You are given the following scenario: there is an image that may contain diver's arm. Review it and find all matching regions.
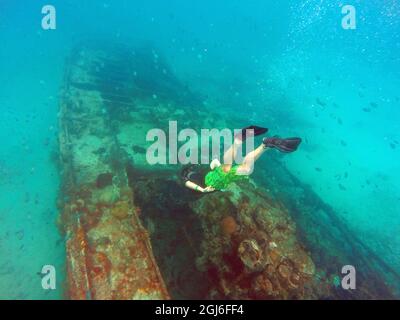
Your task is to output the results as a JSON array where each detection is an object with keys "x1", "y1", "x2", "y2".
[
  {"x1": 185, "y1": 181, "x2": 214, "y2": 193},
  {"x1": 185, "y1": 180, "x2": 204, "y2": 192}
]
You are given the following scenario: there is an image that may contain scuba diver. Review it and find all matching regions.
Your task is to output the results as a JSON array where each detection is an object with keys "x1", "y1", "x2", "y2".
[{"x1": 182, "y1": 126, "x2": 302, "y2": 193}]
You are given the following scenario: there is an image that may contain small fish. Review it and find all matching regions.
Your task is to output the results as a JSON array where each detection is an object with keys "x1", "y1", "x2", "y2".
[
  {"x1": 362, "y1": 107, "x2": 371, "y2": 112},
  {"x1": 340, "y1": 140, "x2": 347, "y2": 147},
  {"x1": 390, "y1": 143, "x2": 396, "y2": 149},
  {"x1": 337, "y1": 118, "x2": 343, "y2": 125},
  {"x1": 316, "y1": 98, "x2": 326, "y2": 107},
  {"x1": 338, "y1": 184, "x2": 346, "y2": 191},
  {"x1": 344, "y1": 172, "x2": 348, "y2": 178},
  {"x1": 132, "y1": 145, "x2": 146, "y2": 154},
  {"x1": 16, "y1": 230, "x2": 24, "y2": 240},
  {"x1": 370, "y1": 102, "x2": 378, "y2": 108},
  {"x1": 315, "y1": 167, "x2": 322, "y2": 172}
]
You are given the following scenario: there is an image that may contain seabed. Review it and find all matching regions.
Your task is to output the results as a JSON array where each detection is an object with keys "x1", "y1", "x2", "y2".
[{"x1": 57, "y1": 43, "x2": 400, "y2": 299}]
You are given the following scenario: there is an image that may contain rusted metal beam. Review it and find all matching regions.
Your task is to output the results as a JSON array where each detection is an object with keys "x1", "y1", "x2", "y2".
[{"x1": 58, "y1": 45, "x2": 169, "y2": 300}]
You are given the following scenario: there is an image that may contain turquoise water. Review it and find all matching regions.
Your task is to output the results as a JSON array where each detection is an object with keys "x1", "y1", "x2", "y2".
[{"x1": 0, "y1": 0, "x2": 399, "y2": 299}]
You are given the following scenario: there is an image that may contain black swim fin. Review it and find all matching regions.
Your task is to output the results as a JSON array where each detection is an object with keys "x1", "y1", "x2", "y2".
[
  {"x1": 236, "y1": 125, "x2": 269, "y2": 140},
  {"x1": 263, "y1": 136, "x2": 302, "y2": 153}
]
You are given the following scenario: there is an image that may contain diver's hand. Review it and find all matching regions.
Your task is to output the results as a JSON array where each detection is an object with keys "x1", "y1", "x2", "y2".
[{"x1": 203, "y1": 186, "x2": 215, "y2": 193}]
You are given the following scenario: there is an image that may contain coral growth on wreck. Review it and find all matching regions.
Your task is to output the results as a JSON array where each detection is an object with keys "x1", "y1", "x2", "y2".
[
  {"x1": 220, "y1": 216, "x2": 238, "y2": 236},
  {"x1": 191, "y1": 182, "x2": 322, "y2": 299}
]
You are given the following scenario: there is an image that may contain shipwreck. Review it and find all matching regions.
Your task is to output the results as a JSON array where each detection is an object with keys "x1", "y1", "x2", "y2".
[{"x1": 57, "y1": 43, "x2": 400, "y2": 299}]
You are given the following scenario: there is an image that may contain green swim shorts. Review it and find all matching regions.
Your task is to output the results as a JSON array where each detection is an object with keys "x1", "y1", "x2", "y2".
[{"x1": 204, "y1": 165, "x2": 248, "y2": 191}]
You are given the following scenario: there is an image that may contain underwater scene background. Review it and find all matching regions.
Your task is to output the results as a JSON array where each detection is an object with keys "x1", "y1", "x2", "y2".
[{"x1": 0, "y1": 0, "x2": 399, "y2": 299}]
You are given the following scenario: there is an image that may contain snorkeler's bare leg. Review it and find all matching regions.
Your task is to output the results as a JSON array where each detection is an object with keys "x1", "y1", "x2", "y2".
[
  {"x1": 222, "y1": 136, "x2": 243, "y2": 172},
  {"x1": 236, "y1": 144, "x2": 269, "y2": 175},
  {"x1": 222, "y1": 127, "x2": 268, "y2": 173}
]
